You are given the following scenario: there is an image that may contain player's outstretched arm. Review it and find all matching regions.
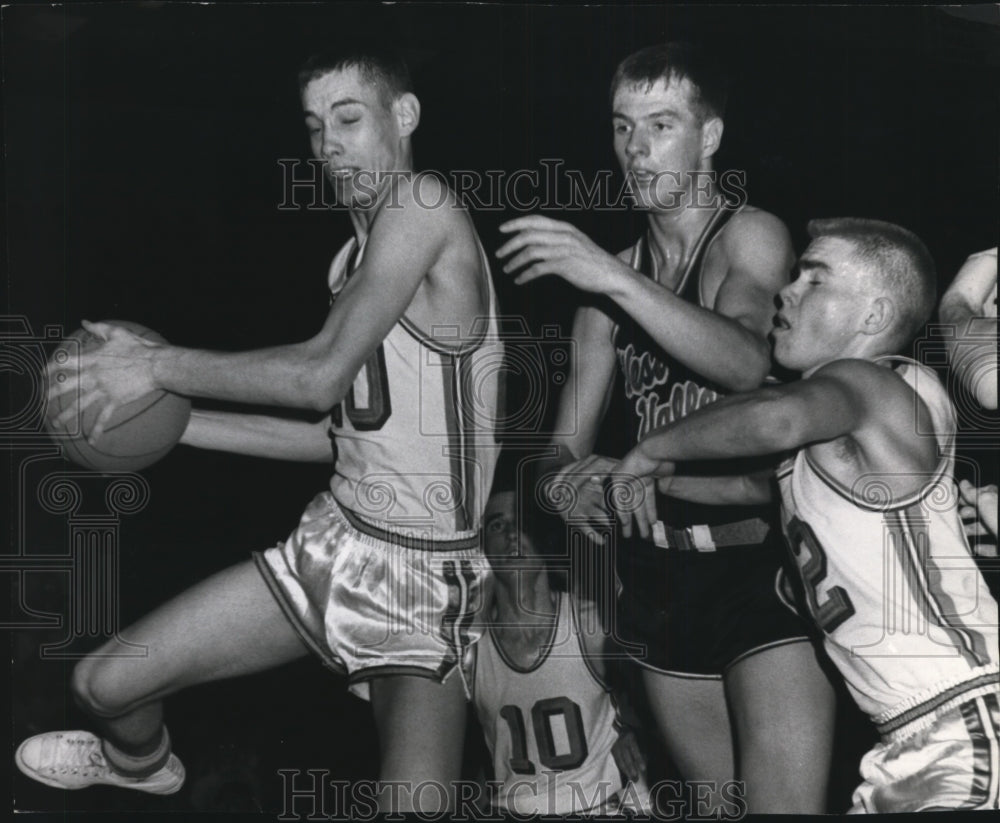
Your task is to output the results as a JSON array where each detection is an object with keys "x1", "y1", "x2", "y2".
[
  {"x1": 499, "y1": 211, "x2": 793, "y2": 391},
  {"x1": 180, "y1": 409, "x2": 333, "y2": 463},
  {"x1": 608, "y1": 363, "x2": 870, "y2": 535},
  {"x1": 50, "y1": 179, "x2": 452, "y2": 440},
  {"x1": 534, "y1": 303, "x2": 620, "y2": 521},
  {"x1": 939, "y1": 248, "x2": 997, "y2": 410},
  {"x1": 660, "y1": 471, "x2": 774, "y2": 507}
]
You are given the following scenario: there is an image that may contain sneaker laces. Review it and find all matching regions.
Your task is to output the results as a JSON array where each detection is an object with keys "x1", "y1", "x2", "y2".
[{"x1": 46, "y1": 735, "x2": 108, "y2": 774}]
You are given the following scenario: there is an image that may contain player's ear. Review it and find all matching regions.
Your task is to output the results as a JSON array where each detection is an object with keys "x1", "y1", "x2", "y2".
[
  {"x1": 394, "y1": 93, "x2": 421, "y2": 138},
  {"x1": 863, "y1": 296, "x2": 895, "y2": 337},
  {"x1": 701, "y1": 116, "x2": 724, "y2": 160}
]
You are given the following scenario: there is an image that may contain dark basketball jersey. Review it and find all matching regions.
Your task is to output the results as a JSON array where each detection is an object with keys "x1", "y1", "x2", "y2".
[{"x1": 612, "y1": 206, "x2": 770, "y2": 532}]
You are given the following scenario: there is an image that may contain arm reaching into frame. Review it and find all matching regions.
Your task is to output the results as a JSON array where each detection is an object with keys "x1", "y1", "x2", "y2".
[
  {"x1": 180, "y1": 409, "x2": 334, "y2": 463},
  {"x1": 498, "y1": 211, "x2": 792, "y2": 392},
  {"x1": 939, "y1": 248, "x2": 997, "y2": 410},
  {"x1": 48, "y1": 177, "x2": 455, "y2": 441}
]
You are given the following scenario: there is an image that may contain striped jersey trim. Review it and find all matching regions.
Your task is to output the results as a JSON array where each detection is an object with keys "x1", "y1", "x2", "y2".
[
  {"x1": 802, "y1": 448, "x2": 951, "y2": 514},
  {"x1": 398, "y1": 229, "x2": 495, "y2": 356},
  {"x1": 887, "y1": 506, "x2": 989, "y2": 667},
  {"x1": 958, "y1": 693, "x2": 999, "y2": 808},
  {"x1": 489, "y1": 591, "x2": 564, "y2": 675}
]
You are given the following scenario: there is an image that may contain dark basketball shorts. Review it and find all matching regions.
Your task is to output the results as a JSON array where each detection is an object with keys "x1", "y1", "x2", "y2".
[{"x1": 614, "y1": 528, "x2": 811, "y2": 677}]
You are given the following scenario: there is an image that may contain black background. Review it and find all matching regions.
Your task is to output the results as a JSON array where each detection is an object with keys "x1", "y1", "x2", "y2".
[{"x1": 3, "y1": 2, "x2": 999, "y2": 820}]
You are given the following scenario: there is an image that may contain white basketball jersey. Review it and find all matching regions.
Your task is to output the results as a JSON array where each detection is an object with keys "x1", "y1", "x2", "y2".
[
  {"x1": 326, "y1": 232, "x2": 502, "y2": 538},
  {"x1": 777, "y1": 357, "x2": 999, "y2": 739},
  {"x1": 472, "y1": 594, "x2": 624, "y2": 815}
]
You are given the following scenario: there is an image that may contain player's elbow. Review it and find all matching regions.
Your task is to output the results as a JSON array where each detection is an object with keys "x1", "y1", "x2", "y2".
[
  {"x1": 726, "y1": 351, "x2": 772, "y2": 392},
  {"x1": 727, "y1": 365, "x2": 769, "y2": 393},
  {"x1": 293, "y1": 364, "x2": 348, "y2": 413}
]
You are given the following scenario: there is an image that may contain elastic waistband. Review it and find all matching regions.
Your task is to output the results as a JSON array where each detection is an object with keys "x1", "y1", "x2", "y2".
[
  {"x1": 876, "y1": 670, "x2": 1000, "y2": 743},
  {"x1": 338, "y1": 504, "x2": 481, "y2": 552}
]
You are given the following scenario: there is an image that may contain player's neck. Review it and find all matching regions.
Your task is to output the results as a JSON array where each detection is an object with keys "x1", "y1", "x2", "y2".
[
  {"x1": 645, "y1": 186, "x2": 721, "y2": 278},
  {"x1": 347, "y1": 163, "x2": 414, "y2": 240},
  {"x1": 492, "y1": 571, "x2": 557, "y2": 624},
  {"x1": 802, "y1": 341, "x2": 891, "y2": 378}
]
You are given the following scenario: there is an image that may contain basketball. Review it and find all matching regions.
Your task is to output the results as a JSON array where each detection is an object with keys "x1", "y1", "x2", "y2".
[{"x1": 44, "y1": 321, "x2": 192, "y2": 471}]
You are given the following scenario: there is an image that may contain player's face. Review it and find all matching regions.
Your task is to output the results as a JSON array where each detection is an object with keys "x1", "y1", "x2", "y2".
[
  {"x1": 301, "y1": 67, "x2": 404, "y2": 209},
  {"x1": 772, "y1": 237, "x2": 874, "y2": 374},
  {"x1": 483, "y1": 491, "x2": 536, "y2": 570},
  {"x1": 612, "y1": 77, "x2": 716, "y2": 210}
]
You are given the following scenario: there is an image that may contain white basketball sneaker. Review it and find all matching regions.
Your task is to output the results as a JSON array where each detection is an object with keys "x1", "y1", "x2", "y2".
[{"x1": 15, "y1": 730, "x2": 185, "y2": 794}]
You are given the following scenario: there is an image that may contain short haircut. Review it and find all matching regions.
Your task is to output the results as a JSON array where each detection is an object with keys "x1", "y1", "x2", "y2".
[
  {"x1": 298, "y1": 47, "x2": 413, "y2": 109},
  {"x1": 807, "y1": 217, "x2": 937, "y2": 348},
  {"x1": 610, "y1": 42, "x2": 728, "y2": 123}
]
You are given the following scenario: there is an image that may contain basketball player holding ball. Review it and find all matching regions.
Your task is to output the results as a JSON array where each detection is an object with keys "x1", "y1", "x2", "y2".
[{"x1": 18, "y1": 48, "x2": 502, "y2": 815}]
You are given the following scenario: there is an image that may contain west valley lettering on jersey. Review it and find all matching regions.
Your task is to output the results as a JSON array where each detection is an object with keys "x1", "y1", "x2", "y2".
[{"x1": 618, "y1": 343, "x2": 719, "y2": 439}]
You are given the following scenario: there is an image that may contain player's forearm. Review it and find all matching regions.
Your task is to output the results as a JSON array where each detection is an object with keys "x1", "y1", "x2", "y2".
[
  {"x1": 662, "y1": 472, "x2": 774, "y2": 506},
  {"x1": 636, "y1": 388, "x2": 805, "y2": 466},
  {"x1": 605, "y1": 272, "x2": 771, "y2": 391},
  {"x1": 150, "y1": 341, "x2": 345, "y2": 412},
  {"x1": 938, "y1": 306, "x2": 998, "y2": 410},
  {"x1": 180, "y1": 409, "x2": 333, "y2": 462}
]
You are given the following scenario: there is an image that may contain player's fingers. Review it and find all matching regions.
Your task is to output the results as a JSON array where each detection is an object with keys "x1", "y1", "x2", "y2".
[
  {"x1": 496, "y1": 230, "x2": 567, "y2": 261},
  {"x1": 52, "y1": 388, "x2": 105, "y2": 430},
  {"x1": 87, "y1": 402, "x2": 118, "y2": 445},
  {"x1": 80, "y1": 319, "x2": 113, "y2": 341},
  {"x1": 973, "y1": 543, "x2": 998, "y2": 559},
  {"x1": 578, "y1": 522, "x2": 608, "y2": 547},
  {"x1": 958, "y1": 479, "x2": 976, "y2": 504},
  {"x1": 959, "y1": 505, "x2": 977, "y2": 521},
  {"x1": 514, "y1": 258, "x2": 569, "y2": 285},
  {"x1": 965, "y1": 523, "x2": 987, "y2": 537},
  {"x1": 498, "y1": 215, "x2": 574, "y2": 235},
  {"x1": 502, "y1": 243, "x2": 562, "y2": 274},
  {"x1": 643, "y1": 479, "x2": 658, "y2": 535},
  {"x1": 45, "y1": 367, "x2": 82, "y2": 400}
]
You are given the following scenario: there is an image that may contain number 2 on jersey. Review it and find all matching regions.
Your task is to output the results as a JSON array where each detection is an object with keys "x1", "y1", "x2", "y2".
[
  {"x1": 500, "y1": 697, "x2": 588, "y2": 774},
  {"x1": 785, "y1": 515, "x2": 856, "y2": 633}
]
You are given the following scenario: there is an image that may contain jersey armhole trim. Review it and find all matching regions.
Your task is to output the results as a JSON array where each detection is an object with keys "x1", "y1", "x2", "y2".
[
  {"x1": 570, "y1": 594, "x2": 612, "y2": 692},
  {"x1": 398, "y1": 221, "x2": 496, "y2": 356}
]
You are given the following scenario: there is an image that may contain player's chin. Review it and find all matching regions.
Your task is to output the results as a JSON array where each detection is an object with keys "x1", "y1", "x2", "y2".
[{"x1": 771, "y1": 333, "x2": 797, "y2": 370}]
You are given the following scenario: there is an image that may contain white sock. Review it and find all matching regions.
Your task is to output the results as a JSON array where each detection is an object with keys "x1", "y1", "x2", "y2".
[{"x1": 102, "y1": 726, "x2": 171, "y2": 778}]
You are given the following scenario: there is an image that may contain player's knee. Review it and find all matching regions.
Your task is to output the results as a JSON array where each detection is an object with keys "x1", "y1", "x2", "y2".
[{"x1": 71, "y1": 656, "x2": 130, "y2": 718}]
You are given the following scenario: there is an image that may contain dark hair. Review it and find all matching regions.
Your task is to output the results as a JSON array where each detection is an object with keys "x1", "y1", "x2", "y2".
[
  {"x1": 807, "y1": 217, "x2": 938, "y2": 348},
  {"x1": 610, "y1": 42, "x2": 728, "y2": 122},
  {"x1": 488, "y1": 453, "x2": 567, "y2": 565},
  {"x1": 298, "y1": 47, "x2": 413, "y2": 109}
]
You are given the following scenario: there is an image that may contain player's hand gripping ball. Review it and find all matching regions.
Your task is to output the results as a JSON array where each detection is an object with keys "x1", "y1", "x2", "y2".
[{"x1": 44, "y1": 321, "x2": 191, "y2": 471}]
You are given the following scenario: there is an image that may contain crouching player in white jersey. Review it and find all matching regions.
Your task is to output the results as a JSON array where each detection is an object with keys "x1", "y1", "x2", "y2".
[
  {"x1": 470, "y1": 481, "x2": 651, "y2": 815},
  {"x1": 17, "y1": 48, "x2": 502, "y2": 814},
  {"x1": 601, "y1": 217, "x2": 999, "y2": 813}
]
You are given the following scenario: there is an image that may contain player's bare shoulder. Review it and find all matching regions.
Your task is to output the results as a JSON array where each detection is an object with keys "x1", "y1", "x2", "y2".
[
  {"x1": 381, "y1": 172, "x2": 488, "y2": 336},
  {"x1": 703, "y1": 205, "x2": 795, "y2": 306},
  {"x1": 808, "y1": 358, "x2": 938, "y2": 484}
]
